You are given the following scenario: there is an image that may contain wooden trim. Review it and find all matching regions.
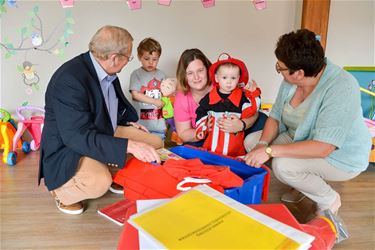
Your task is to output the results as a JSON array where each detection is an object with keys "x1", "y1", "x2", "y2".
[{"x1": 301, "y1": 0, "x2": 331, "y2": 49}]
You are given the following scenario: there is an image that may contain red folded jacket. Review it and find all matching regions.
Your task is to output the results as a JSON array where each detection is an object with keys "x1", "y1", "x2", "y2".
[
  {"x1": 113, "y1": 158, "x2": 243, "y2": 201},
  {"x1": 163, "y1": 159, "x2": 243, "y2": 188}
]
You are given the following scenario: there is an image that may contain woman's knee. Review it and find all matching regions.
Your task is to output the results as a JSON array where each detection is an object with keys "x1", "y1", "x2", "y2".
[{"x1": 272, "y1": 157, "x2": 299, "y2": 183}]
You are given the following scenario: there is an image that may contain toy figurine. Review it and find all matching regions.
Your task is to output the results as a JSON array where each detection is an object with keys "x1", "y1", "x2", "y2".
[{"x1": 160, "y1": 78, "x2": 182, "y2": 145}]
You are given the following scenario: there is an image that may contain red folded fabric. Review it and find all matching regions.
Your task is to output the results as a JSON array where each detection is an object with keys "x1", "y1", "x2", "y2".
[
  {"x1": 114, "y1": 158, "x2": 244, "y2": 201},
  {"x1": 163, "y1": 159, "x2": 243, "y2": 188}
]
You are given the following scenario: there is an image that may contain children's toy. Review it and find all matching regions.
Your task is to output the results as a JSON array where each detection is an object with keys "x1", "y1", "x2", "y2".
[
  {"x1": 344, "y1": 67, "x2": 375, "y2": 162},
  {"x1": 7, "y1": 105, "x2": 45, "y2": 165},
  {"x1": 364, "y1": 118, "x2": 375, "y2": 162},
  {"x1": 344, "y1": 66, "x2": 375, "y2": 118},
  {"x1": 0, "y1": 108, "x2": 23, "y2": 165},
  {"x1": 160, "y1": 78, "x2": 182, "y2": 145}
]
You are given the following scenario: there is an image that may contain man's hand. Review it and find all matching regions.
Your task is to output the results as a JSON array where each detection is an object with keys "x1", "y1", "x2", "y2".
[{"x1": 127, "y1": 140, "x2": 161, "y2": 163}]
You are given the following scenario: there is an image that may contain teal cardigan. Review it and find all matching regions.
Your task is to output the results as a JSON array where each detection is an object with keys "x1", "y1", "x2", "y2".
[{"x1": 270, "y1": 60, "x2": 371, "y2": 173}]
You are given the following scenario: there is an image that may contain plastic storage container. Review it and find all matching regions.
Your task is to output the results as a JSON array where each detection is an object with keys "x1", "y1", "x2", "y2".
[{"x1": 169, "y1": 146, "x2": 269, "y2": 204}]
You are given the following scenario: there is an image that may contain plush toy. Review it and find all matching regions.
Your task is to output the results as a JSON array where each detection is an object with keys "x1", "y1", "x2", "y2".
[{"x1": 160, "y1": 78, "x2": 182, "y2": 145}]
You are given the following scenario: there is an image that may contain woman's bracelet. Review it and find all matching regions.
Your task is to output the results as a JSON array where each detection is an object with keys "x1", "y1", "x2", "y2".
[
  {"x1": 240, "y1": 119, "x2": 246, "y2": 131},
  {"x1": 256, "y1": 140, "x2": 269, "y2": 146}
]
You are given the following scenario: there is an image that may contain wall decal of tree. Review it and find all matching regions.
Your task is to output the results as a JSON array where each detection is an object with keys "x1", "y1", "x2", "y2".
[{"x1": 0, "y1": 5, "x2": 74, "y2": 60}]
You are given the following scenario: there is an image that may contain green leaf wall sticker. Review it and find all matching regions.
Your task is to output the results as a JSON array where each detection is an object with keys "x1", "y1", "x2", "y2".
[{"x1": 0, "y1": 4, "x2": 74, "y2": 60}]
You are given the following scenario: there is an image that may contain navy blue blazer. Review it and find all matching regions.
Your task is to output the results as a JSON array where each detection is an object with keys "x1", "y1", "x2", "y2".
[{"x1": 38, "y1": 52, "x2": 138, "y2": 190}]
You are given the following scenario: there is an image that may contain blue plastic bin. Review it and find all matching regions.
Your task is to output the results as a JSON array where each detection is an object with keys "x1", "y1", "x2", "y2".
[{"x1": 169, "y1": 146, "x2": 268, "y2": 204}]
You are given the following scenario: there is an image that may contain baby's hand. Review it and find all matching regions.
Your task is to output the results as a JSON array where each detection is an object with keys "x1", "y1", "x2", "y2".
[{"x1": 245, "y1": 79, "x2": 258, "y2": 92}]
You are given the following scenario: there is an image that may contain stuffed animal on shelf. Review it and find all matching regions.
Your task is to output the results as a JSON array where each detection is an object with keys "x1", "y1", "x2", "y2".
[{"x1": 160, "y1": 78, "x2": 182, "y2": 145}]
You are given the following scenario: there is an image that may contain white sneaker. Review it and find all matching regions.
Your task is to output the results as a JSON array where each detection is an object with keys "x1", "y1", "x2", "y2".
[
  {"x1": 51, "y1": 191, "x2": 84, "y2": 215},
  {"x1": 109, "y1": 183, "x2": 124, "y2": 194}
]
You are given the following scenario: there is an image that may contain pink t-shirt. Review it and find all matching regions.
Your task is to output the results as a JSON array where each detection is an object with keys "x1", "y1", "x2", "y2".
[{"x1": 174, "y1": 91, "x2": 199, "y2": 128}]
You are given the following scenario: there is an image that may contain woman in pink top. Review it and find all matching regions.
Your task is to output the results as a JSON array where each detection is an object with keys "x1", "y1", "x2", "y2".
[
  {"x1": 174, "y1": 49, "x2": 266, "y2": 147},
  {"x1": 174, "y1": 49, "x2": 212, "y2": 146}
]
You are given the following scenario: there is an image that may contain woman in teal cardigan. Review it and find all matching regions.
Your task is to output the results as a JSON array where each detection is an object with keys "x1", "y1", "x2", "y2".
[{"x1": 244, "y1": 29, "x2": 371, "y2": 215}]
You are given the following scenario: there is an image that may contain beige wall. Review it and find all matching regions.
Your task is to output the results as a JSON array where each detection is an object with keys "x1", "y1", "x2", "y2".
[
  {"x1": 0, "y1": 0, "x2": 373, "y2": 114},
  {"x1": 326, "y1": 0, "x2": 374, "y2": 66}
]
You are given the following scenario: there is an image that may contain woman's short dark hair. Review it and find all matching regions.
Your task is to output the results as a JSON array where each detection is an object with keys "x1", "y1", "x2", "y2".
[
  {"x1": 275, "y1": 29, "x2": 325, "y2": 77},
  {"x1": 176, "y1": 48, "x2": 212, "y2": 94}
]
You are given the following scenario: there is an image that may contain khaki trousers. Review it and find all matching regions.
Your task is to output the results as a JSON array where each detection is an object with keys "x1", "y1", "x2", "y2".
[
  {"x1": 53, "y1": 126, "x2": 163, "y2": 205},
  {"x1": 271, "y1": 132, "x2": 360, "y2": 210}
]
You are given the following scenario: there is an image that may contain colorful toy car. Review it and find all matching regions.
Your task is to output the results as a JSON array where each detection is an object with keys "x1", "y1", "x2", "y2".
[
  {"x1": 7, "y1": 105, "x2": 45, "y2": 166},
  {"x1": 0, "y1": 108, "x2": 23, "y2": 165}
]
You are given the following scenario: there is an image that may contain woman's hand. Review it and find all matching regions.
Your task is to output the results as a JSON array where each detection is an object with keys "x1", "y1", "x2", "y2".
[
  {"x1": 127, "y1": 122, "x2": 150, "y2": 133},
  {"x1": 217, "y1": 115, "x2": 243, "y2": 133},
  {"x1": 243, "y1": 145, "x2": 270, "y2": 168}
]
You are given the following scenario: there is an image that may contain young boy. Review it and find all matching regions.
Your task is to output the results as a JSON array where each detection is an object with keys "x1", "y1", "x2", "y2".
[
  {"x1": 129, "y1": 38, "x2": 167, "y2": 139},
  {"x1": 195, "y1": 54, "x2": 261, "y2": 156}
]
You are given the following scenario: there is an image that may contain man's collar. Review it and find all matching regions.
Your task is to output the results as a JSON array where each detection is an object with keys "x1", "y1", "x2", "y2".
[
  {"x1": 89, "y1": 52, "x2": 117, "y2": 82},
  {"x1": 209, "y1": 87, "x2": 243, "y2": 107}
]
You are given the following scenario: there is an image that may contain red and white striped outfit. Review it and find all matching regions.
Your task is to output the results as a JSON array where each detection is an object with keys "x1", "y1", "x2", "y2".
[{"x1": 196, "y1": 87, "x2": 258, "y2": 156}]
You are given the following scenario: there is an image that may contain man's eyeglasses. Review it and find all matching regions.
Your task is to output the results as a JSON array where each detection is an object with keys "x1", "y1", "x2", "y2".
[
  {"x1": 275, "y1": 62, "x2": 289, "y2": 74},
  {"x1": 117, "y1": 53, "x2": 134, "y2": 62}
]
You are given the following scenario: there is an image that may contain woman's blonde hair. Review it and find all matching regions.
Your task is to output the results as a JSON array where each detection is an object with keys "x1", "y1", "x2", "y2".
[
  {"x1": 176, "y1": 48, "x2": 212, "y2": 95},
  {"x1": 89, "y1": 25, "x2": 133, "y2": 60}
]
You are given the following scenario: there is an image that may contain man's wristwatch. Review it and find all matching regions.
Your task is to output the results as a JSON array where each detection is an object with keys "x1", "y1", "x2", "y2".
[{"x1": 265, "y1": 146, "x2": 273, "y2": 158}]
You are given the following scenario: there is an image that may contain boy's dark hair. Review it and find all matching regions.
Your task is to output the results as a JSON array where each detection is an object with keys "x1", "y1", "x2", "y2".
[
  {"x1": 137, "y1": 37, "x2": 162, "y2": 57},
  {"x1": 275, "y1": 29, "x2": 325, "y2": 77}
]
